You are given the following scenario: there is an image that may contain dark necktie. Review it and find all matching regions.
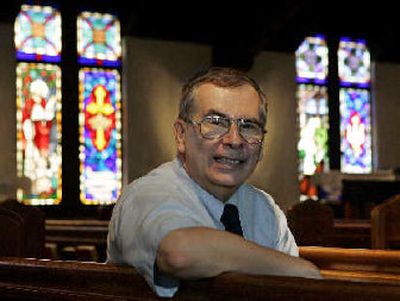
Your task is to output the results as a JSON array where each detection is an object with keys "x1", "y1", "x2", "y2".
[{"x1": 220, "y1": 204, "x2": 243, "y2": 236}]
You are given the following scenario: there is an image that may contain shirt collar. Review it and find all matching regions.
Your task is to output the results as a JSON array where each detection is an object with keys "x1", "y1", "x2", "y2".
[{"x1": 173, "y1": 157, "x2": 241, "y2": 222}]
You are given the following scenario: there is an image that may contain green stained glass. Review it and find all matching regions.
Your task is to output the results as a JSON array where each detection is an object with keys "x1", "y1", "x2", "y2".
[{"x1": 297, "y1": 84, "x2": 329, "y2": 176}]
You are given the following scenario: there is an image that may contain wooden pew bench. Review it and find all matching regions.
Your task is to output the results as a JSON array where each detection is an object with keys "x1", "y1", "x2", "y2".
[
  {"x1": 45, "y1": 219, "x2": 109, "y2": 261},
  {"x1": 1, "y1": 256, "x2": 400, "y2": 300},
  {"x1": 300, "y1": 246, "x2": 400, "y2": 283},
  {"x1": 43, "y1": 218, "x2": 374, "y2": 262}
]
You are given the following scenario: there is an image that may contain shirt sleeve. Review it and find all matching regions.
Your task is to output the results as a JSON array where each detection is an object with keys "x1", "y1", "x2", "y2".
[
  {"x1": 273, "y1": 203, "x2": 299, "y2": 257},
  {"x1": 107, "y1": 185, "x2": 209, "y2": 297}
]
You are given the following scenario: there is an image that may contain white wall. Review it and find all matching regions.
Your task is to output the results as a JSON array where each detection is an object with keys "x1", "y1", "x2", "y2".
[
  {"x1": 249, "y1": 52, "x2": 300, "y2": 210},
  {"x1": 123, "y1": 37, "x2": 211, "y2": 181}
]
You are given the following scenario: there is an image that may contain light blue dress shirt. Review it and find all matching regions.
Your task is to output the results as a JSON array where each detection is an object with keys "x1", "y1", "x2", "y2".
[{"x1": 107, "y1": 158, "x2": 298, "y2": 297}]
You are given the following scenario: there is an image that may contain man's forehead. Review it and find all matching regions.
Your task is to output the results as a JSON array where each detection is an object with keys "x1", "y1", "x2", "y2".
[{"x1": 193, "y1": 83, "x2": 261, "y2": 118}]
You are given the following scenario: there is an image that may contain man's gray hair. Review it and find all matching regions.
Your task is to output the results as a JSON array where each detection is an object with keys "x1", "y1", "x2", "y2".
[{"x1": 178, "y1": 67, "x2": 268, "y2": 126}]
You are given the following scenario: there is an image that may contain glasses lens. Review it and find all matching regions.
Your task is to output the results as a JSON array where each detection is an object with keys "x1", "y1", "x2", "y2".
[
  {"x1": 238, "y1": 120, "x2": 264, "y2": 144},
  {"x1": 196, "y1": 116, "x2": 264, "y2": 143},
  {"x1": 200, "y1": 116, "x2": 230, "y2": 139}
]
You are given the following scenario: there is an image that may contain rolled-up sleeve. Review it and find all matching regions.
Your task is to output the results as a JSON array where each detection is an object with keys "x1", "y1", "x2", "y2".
[{"x1": 107, "y1": 185, "x2": 207, "y2": 297}]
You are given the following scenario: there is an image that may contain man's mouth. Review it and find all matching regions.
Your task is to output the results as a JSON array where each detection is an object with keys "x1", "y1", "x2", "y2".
[{"x1": 214, "y1": 156, "x2": 244, "y2": 165}]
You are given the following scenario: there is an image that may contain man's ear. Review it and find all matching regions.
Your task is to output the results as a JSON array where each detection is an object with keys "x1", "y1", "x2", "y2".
[{"x1": 174, "y1": 119, "x2": 186, "y2": 154}]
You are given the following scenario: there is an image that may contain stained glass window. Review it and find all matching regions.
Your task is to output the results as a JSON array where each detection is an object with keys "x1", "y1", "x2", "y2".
[
  {"x1": 14, "y1": 4, "x2": 61, "y2": 63},
  {"x1": 16, "y1": 62, "x2": 62, "y2": 205},
  {"x1": 14, "y1": 5, "x2": 123, "y2": 208},
  {"x1": 15, "y1": 4, "x2": 62, "y2": 206},
  {"x1": 77, "y1": 11, "x2": 121, "y2": 67},
  {"x1": 338, "y1": 38, "x2": 370, "y2": 87},
  {"x1": 296, "y1": 35, "x2": 329, "y2": 200},
  {"x1": 338, "y1": 38, "x2": 372, "y2": 173},
  {"x1": 79, "y1": 68, "x2": 122, "y2": 205},
  {"x1": 297, "y1": 85, "x2": 329, "y2": 176},
  {"x1": 295, "y1": 35, "x2": 329, "y2": 84},
  {"x1": 77, "y1": 10, "x2": 122, "y2": 205},
  {"x1": 340, "y1": 88, "x2": 372, "y2": 173}
]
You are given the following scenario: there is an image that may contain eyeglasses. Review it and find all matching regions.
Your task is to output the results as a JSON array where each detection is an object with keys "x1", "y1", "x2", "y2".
[{"x1": 186, "y1": 115, "x2": 266, "y2": 144}]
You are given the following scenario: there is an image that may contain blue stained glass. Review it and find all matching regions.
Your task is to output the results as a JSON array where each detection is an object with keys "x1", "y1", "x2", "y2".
[
  {"x1": 79, "y1": 68, "x2": 122, "y2": 205},
  {"x1": 340, "y1": 88, "x2": 372, "y2": 173}
]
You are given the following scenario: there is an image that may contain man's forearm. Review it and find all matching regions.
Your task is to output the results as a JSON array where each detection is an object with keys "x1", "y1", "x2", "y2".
[{"x1": 156, "y1": 227, "x2": 321, "y2": 280}]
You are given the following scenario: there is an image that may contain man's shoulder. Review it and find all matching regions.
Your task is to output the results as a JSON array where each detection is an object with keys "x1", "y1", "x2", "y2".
[
  {"x1": 127, "y1": 160, "x2": 179, "y2": 192},
  {"x1": 238, "y1": 184, "x2": 277, "y2": 211},
  {"x1": 240, "y1": 184, "x2": 274, "y2": 201},
  {"x1": 121, "y1": 158, "x2": 196, "y2": 204},
  {"x1": 238, "y1": 184, "x2": 287, "y2": 229}
]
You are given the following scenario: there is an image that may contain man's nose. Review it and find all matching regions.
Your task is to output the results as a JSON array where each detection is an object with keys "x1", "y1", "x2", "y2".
[{"x1": 222, "y1": 122, "x2": 244, "y2": 147}]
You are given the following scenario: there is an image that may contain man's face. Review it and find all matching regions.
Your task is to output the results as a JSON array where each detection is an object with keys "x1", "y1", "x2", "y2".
[{"x1": 175, "y1": 83, "x2": 264, "y2": 200}]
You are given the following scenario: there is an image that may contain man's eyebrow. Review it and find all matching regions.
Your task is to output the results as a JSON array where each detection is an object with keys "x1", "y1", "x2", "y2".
[
  {"x1": 204, "y1": 110, "x2": 227, "y2": 118},
  {"x1": 240, "y1": 117, "x2": 262, "y2": 124}
]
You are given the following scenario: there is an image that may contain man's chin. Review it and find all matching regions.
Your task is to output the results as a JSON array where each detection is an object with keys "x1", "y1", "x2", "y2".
[{"x1": 210, "y1": 174, "x2": 243, "y2": 188}]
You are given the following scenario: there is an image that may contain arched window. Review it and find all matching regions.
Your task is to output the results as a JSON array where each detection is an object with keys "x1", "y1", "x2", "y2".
[
  {"x1": 15, "y1": 4, "x2": 62, "y2": 205},
  {"x1": 14, "y1": 3, "x2": 123, "y2": 209},
  {"x1": 77, "y1": 11, "x2": 122, "y2": 205},
  {"x1": 295, "y1": 35, "x2": 329, "y2": 200},
  {"x1": 296, "y1": 35, "x2": 373, "y2": 200},
  {"x1": 338, "y1": 38, "x2": 372, "y2": 173}
]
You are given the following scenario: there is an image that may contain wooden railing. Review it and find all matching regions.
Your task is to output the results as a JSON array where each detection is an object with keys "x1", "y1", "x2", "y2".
[
  {"x1": 300, "y1": 246, "x2": 400, "y2": 283},
  {"x1": 1, "y1": 247, "x2": 400, "y2": 300}
]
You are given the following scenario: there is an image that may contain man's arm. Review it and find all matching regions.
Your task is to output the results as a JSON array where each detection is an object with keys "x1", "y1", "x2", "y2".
[{"x1": 156, "y1": 227, "x2": 321, "y2": 280}]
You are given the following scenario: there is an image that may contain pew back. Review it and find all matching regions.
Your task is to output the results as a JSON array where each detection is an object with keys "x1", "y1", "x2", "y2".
[
  {"x1": 0, "y1": 208, "x2": 24, "y2": 257},
  {"x1": 1, "y1": 256, "x2": 400, "y2": 301},
  {"x1": 371, "y1": 194, "x2": 400, "y2": 249},
  {"x1": 300, "y1": 246, "x2": 400, "y2": 283}
]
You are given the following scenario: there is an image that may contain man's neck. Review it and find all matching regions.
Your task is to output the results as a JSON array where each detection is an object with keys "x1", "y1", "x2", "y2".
[{"x1": 176, "y1": 155, "x2": 240, "y2": 203}]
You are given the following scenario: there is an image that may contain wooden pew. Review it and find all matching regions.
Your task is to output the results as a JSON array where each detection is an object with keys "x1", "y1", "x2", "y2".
[
  {"x1": 45, "y1": 219, "x2": 109, "y2": 247},
  {"x1": 45, "y1": 219, "x2": 109, "y2": 261},
  {"x1": 333, "y1": 219, "x2": 371, "y2": 248},
  {"x1": 371, "y1": 194, "x2": 400, "y2": 249},
  {"x1": 1, "y1": 256, "x2": 400, "y2": 300},
  {"x1": 300, "y1": 246, "x2": 400, "y2": 283},
  {"x1": 43, "y1": 218, "x2": 373, "y2": 262}
]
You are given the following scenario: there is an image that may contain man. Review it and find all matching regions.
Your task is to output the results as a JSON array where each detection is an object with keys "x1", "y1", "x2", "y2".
[{"x1": 107, "y1": 67, "x2": 321, "y2": 297}]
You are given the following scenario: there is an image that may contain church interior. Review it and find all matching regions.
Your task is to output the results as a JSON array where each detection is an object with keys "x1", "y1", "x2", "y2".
[{"x1": 1, "y1": 0, "x2": 400, "y2": 300}]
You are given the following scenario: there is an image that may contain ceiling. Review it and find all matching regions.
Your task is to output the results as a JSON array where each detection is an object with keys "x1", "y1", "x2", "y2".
[{"x1": 3, "y1": 0, "x2": 399, "y2": 69}]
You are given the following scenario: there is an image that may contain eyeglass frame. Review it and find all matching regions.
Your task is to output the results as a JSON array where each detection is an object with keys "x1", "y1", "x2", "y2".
[{"x1": 185, "y1": 114, "x2": 267, "y2": 144}]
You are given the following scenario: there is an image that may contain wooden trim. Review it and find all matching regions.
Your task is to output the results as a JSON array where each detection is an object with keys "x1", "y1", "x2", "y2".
[
  {"x1": 1, "y1": 257, "x2": 400, "y2": 300},
  {"x1": 300, "y1": 246, "x2": 400, "y2": 274}
]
